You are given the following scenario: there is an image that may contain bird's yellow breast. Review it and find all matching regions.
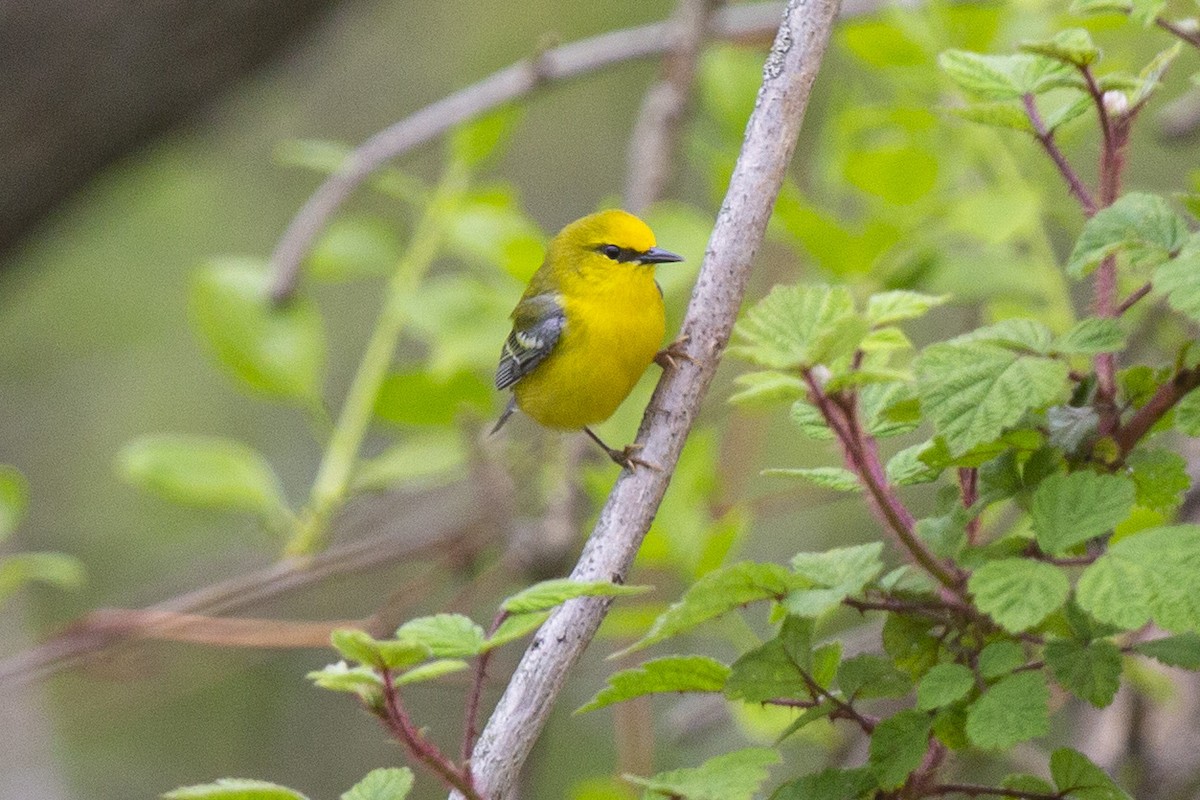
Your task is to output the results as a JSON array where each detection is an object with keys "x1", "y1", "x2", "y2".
[{"x1": 514, "y1": 270, "x2": 664, "y2": 429}]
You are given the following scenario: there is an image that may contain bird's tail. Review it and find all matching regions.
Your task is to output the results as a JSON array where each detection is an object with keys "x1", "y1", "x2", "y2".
[{"x1": 490, "y1": 397, "x2": 517, "y2": 435}]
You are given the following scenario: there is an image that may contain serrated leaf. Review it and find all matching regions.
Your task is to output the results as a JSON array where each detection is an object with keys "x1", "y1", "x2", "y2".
[
  {"x1": 1048, "y1": 406, "x2": 1101, "y2": 453},
  {"x1": 502, "y1": 579, "x2": 649, "y2": 615},
  {"x1": 394, "y1": 614, "x2": 485, "y2": 658},
  {"x1": 939, "y1": 51, "x2": 1076, "y2": 100},
  {"x1": 866, "y1": 291, "x2": 949, "y2": 325},
  {"x1": 1153, "y1": 236, "x2": 1200, "y2": 322},
  {"x1": 887, "y1": 443, "x2": 944, "y2": 486},
  {"x1": 838, "y1": 654, "x2": 913, "y2": 700},
  {"x1": 395, "y1": 659, "x2": 469, "y2": 685},
  {"x1": 955, "y1": 319, "x2": 1056, "y2": 353},
  {"x1": 1176, "y1": 389, "x2": 1200, "y2": 435},
  {"x1": 762, "y1": 467, "x2": 860, "y2": 492},
  {"x1": 729, "y1": 371, "x2": 806, "y2": 406},
  {"x1": 1002, "y1": 775, "x2": 1058, "y2": 797},
  {"x1": 917, "y1": 663, "x2": 975, "y2": 710},
  {"x1": 791, "y1": 543, "x2": 884, "y2": 592},
  {"x1": 117, "y1": 435, "x2": 286, "y2": 521},
  {"x1": 731, "y1": 285, "x2": 865, "y2": 370},
  {"x1": 966, "y1": 672, "x2": 1050, "y2": 748},
  {"x1": 1055, "y1": 318, "x2": 1126, "y2": 354},
  {"x1": 1019, "y1": 29, "x2": 1099, "y2": 66},
  {"x1": 627, "y1": 747, "x2": 780, "y2": 800},
  {"x1": 1044, "y1": 95, "x2": 1095, "y2": 132},
  {"x1": 189, "y1": 259, "x2": 325, "y2": 403},
  {"x1": 330, "y1": 629, "x2": 430, "y2": 670},
  {"x1": 725, "y1": 635, "x2": 811, "y2": 703},
  {"x1": 622, "y1": 562, "x2": 800, "y2": 653},
  {"x1": 969, "y1": 559, "x2": 1070, "y2": 633},
  {"x1": 770, "y1": 767, "x2": 877, "y2": 800},
  {"x1": 1133, "y1": 632, "x2": 1200, "y2": 668},
  {"x1": 979, "y1": 641, "x2": 1027, "y2": 679},
  {"x1": 1131, "y1": 42, "x2": 1183, "y2": 107},
  {"x1": 948, "y1": 101, "x2": 1035, "y2": 133},
  {"x1": 483, "y1": 611, "x2": 549, "y2": 651},
  {"x1": 1127, "y1": 448, "x2": 1189, "y2": 515},
  {"x1": 1044, "y1": 639, "x2": 1122, "y2": 707},
  {"x1": 579, "y1": 656, "x2": 730, "y2": 713},
  {"x1": 0, "y1": 552, "x2": 85, "y2": 607},
  {"x1": 1077, "y1": 525, "x2": 1200, "y2": 632},
  {"x1": 916, "y1": 341, "x2": 1068, "y2": 456},
  {"x1": 790, "y1": 400, "x2": 835, "y2": 440},
  {"x1": 1051, "y1": 748, "x2": 1132, "y2": 800},
  {"x1": 341, "y1": 768, "x2": 414, "y2": 800},
  {"x1": 1032, "y1": 471, "x2": 1135, "y2": 554},
  {"x1": 163, "y1": 779, "x2": 309, "y2": 800},
  {"x1": 306, "y1": 661, "x2": 384, "y2": 697},
  {"x1": 869, "y1": 710, "x2": 933, "y2": 790},
  {"x1": 0, "y1": 465, "x2": 28, "y2": 542},
  {"x1": 1067, "y1": 193, "x2": 1189, "y2": 278}
]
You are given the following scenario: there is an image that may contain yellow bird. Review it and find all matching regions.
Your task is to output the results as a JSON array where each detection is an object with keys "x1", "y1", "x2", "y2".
[{"x1": 492, "y1": 209, "x2": 686, "y2": 469}]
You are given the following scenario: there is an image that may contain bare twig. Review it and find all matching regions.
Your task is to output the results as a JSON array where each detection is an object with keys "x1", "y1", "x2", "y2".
[
  {"x1": 1116, "y1": 281, "x2": 1153, "y2": 315},
  {"x1": 450, "y1": 2, "x2": 842, "y2": 797}
]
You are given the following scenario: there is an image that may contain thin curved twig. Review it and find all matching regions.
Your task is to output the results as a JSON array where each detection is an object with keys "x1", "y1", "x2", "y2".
[{"x1": 451, "y1": 1, "x2": 843, "y2": 796}]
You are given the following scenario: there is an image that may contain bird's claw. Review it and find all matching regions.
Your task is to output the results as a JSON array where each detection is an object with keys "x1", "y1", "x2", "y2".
[
  {"x1": 605, "y1": 442, "x2": 662, "y2": 472},
  {"x1": 655, "y1": 334, "x2": 695, "y2": 371}
]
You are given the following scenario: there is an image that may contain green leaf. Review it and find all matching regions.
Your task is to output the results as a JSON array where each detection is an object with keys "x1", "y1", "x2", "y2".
[
  {"x1": 883, "y1": 614, "x2": 941, "y2": 677},
  {"x1": 306, "y1": 217, "x2": 401, "y2": 282},
  {"x1": 1044, "y1": 95, "x2": 1095, "y2": 132},
  {"x1": 341, "y1": 768, "x2": 414, "y2": 800},
  {"x1": 948, "y1": 101, "x2": 1035, "y2": 134},
  {"x1": 731, "y1": 285, "x2": 866, "y2": 370},
  {"x1": 350, "y1": 431, "x2": 468, "y2": 493},
  {"x1": 916, "y1": 340, "x2": 1069, "y2": 456},
  {"x1": 578, "y1": 656, "x2": 730, "y2": 713},
  {"x1": 395, "y1": 659, "x2": 469, "y2": 685},
  {"x1": 978, "y1": 641, "x2": 1027, "y2": 679},
  {"x1": 1153, "y1": 236, "x2": 1200, "y2": 322},
  {"x1": 1050, "y1": 748, "x2": 1132, "y2": 800},
  {"x1": 770, "y1": 767, "x2": 877, "y2": 800},
  {"x1": 840, "y1": 20, "x2": 928, "y2": 68},
  {"x1": 1127, "y1": 448, "x2": 1189, "y2": 515},
  {"x1": 1133, "y1": 633, "x2": 1200, "y2": 669},
  {"x1": 1067, "y1": 193, "x2": 1189, "y2": 278},
  {"x1": 790, "y1": 400, "x2": 836, "y2": 440},
  {"x1": 887, "y1": 444, "x2": 943, "y2": 486},
  {"x1": 968, "y1": 559, "x2": 1070, "y2": 633},
  {"x1": 483, "y1": 611, "x2": 550, "y2": 650},
  {"x1": 955, "y1": 318, "x2": 1056, "y2": 353},
  {"x1": 274, "y1": 139, "x2": 427, "y2": 205},
  {"x1": 627, "y1": 747, "x2": 780, "y2": 800},
  {"x1": 1130, "y1": 0, "x2": 1167, "y2": 25},
  {"x1": 838, "y1": 654, "x2": 913, "y2": 700},
  {"x1": 306, "y1": 661, "x2": 383, "y2": 699},
  {"x1": 844, "y1": 145, "x2": 939, "y2": 205},
  {"x1": 623, "y1": 562, "x2": 799, "y2": 653},
  {"x1": 785, "y1": 543, "x2": 884, "y2": 618},
  {"x1": 1069, "y1": 0, "x2": 1131, "y2": 14},
  {"x1": 375, "y1": 370, "x2": 491, "y2": 427},
  {"x1": 1002, "y1": 775, "x2": 1058, "y2": 797},
  {"x1": 729, "y1": 371, "x2": 806, "y2": 406},
  {"x1": 1077, "y1": 525, "x2": 1200, "y2": 632},
  {"x1": 966, "y1": 672, "x2": 1050, "y2": 749},
  {"x1": 1044, "y1": 639, "x2": 1122, "y2": 707},
  {"x1": 1032, "y1": 471, "x2": 1135, "y2": 554},
  {"x1": 0, "y1": 465, "x2": 28, "y2": 541},
  {"x1": 501, "y1": 579, "x2": 649, "y2": 615},
  {"x1": 865, "y1": 291, "x2": 949, "y2": 326},
  {"x1": 117, "y1": 435, "x2": 286, "y2": 521},
  {"x1": 917, "y1": 663, "x2": 976, "y2": 710},
  {"x1": 1019, "y1": 29, "x2": 1099, "y2": 66},
  {"x1": 725, "y1": 637, "x2": 810, "y2": 703},
  {"x1": 939, "y1": 50, "x2": 1075, "y2": 100},
  {"x1": 1048, "y1": 405, "x2": 1101, "y2": 454},
  {"x1": 448, "y1": 105, "x2": 522, "y2": 168},
  {"x1": 1176, "y1": 389, "x2": 1200, "y2": 435},
  {"x1": 445, "y1": 187, "x2": 545, "y2": 281},
  {"x1": 869, "y1": 710, "x2": 933, "y2": 790},
  {"x1": 1131, "y1": 42, "x2": 1183, "y2": 107},
  {"x1": 163, "y1": 779, "x2": 309, "y2": 800},
  {"x1": 1055, "y1": 318, "x2": 1126, "y2": 355},
  {"x1": 330, "y1": 629, "x2": 430, "y2": 670},
  {"x1": 394, "y1": 614, "x2": 486, "y2": 658},
  {"x1": 0, "y1": 552, "x2": 86, "y2": 606},
  {"x1": 762, "y1": 467, "x2": 860, "y2": 493},
  {"x1": 189, "y1": 259, "x2": 325, "y2": 403}
]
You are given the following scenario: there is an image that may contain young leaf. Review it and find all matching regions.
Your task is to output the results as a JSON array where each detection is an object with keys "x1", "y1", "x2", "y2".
[
  {"x1": 330, "y1": 629, "x2": 429, "y2": 671},
  {"x1": 1176, "y1": 390, "x2": 1200, "y2": 436},
  {"x1": 939, "y1": 51, "x2": 1075, "y2": 100},
  {"x1": 725, "y1": 637, "x2": 810, "y2": 703},
  {"x1": 1066, "y1": 193, "x2": 1189, "y2": 278},
  {"x1": 762, "y1": 467, "x2": 860, "y2": 493},
  {"x1": 117, "y1": 435, "x2": 286, "y2": 521},
  {"x1": 501, "y1": 579, "x2": 649, "y2": 615},
  {"x1": 626, "y1": 747, "x2": 780, "y2": 800},
  {"x1": 1019, "y1": 29, "x2": 1099, "y2": 67},
  {"x1": 1153, "y1": 238, "x2": 1200, "y2": 322},
  {"x1": 394, "y1": 614, "x2": 486, "y2": 658},
  {"x1": 306, "y1": 661, "x2": 383, "y2": 698},
  {"x1": 578, "y1": 655, "x2": 730, "y2": 713},
  {"x1": 1054, "y1": 318, "x2": 1126, "y2": 355},
  {"x1": 394, "y1": 659, "x2": 469, "y2": 685},
  {"x1": 790, "y1": 400, "x2": 836, "y2": 440},
  {"x1": 729, "y1": 371, "x2": 806, "y2": 406},
  {"x1": 1130, "y1": 42, "x2": 1183, "y2": 108},
  {"x1": 350, "y1": 431, "x2": 468, "y2": 493},
  {"x1": 948, "y1": 102, "x2": 1035, "y2": 134},
  {"x1": 769, "y1": 767, "x2": 877, "y2": 800},
  {"x1": 0, "y1": 552, "x2": 86, "y2": 606},
  {"x1": 917, "y1": 663, "x2": 975, "y2": 710},
  {"x1": 1126, "y1": 448, "x2": 1189, "y2": 515},
  {"x1": 838, "y1": 654, "x2": 913, "y2": 700},
  {"x1": 341, "y1": 768, "x2": 414, "y2": 800},
  {"x1": 887, "y1": 444, "x2": 943, "y2": 486},
  {"x1": 1133, "y1": 633, "x2": 1200, "y2": 669},
  {"x1": 1077, "y1": 525, "x2": 1200, "y2": 632},
  {"x1": 978, "y1": 641, "x2": 1027, "y2": 679},
  {"x1": 1069, "y1": 0, "x2": 1131, "y2": 14},
  {"x1": 916, "y1": 340, "x2": 1068, "y2": 456},
  {"x1": 483, "y1": 611, "x2": 550, "y2": 651},
  {"x1": 622, "y1": 562, "x2": 800, "y2": 653},
  {"x1": 1044, "y1": 639, "x2": 1122, "y2": 707},
  {"x1": 1050, "y1": 748, "x2": 1132, "y2": 800},
  {"x1": 968, "y1": 558, "x2": 1070, "y2": 633},
  {"x1": 785, "y1": 543, "x2": 884, "y2": 618},
  {"x1": 965, "y1": 672, "x2": 1050, "y2": 749},
  {"x1": 1032, "y1": 471, "x2": 1135, "y2": 554},
  {"x1": 189, "y1": 259, "x2": 325, "y2": 404},
  {"x1": 446, "y1": 189, "x2": 545, "y2": 282},
  {"x1": 730, "y1": 285, "x2": 865, "y2": 370},
  {"x1": 163, "y1": 779, "x2": 309, "y2": 800},
  {"x1": 448, "y1": 105, "x2": 522, "y2": 168},
  {"x1": 0, "y1": 465, "x2": 28, "y2": 541},
  {"x1": 306, "y1": 216, "x2": 402, "y2": 282},
  {"x1": 1002, "y1": 775, "x2": 1058, "y2": 797},
  {"x1": 869, "y1": 710, "x2": 933, "y2": 790}
]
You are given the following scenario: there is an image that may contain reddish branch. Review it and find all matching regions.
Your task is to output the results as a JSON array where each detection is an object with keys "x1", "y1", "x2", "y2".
[
  {"x1": 461, "y1": 611, "x2": 508, "y2": 775},
  {"x1": 1115, "y1": 365, "x2": 1200, "y2": 460},
  {"x1": 1022, "y1": 93, "x2": 1097, "y2": 216},
  {"x1": 922, "y1": 783, "x2": 1063, "y2": 800},
  {"x1": 957, "y1": 468, "x2": 979, "y2": 545},
  {"x1": 1116, "y1": 281, "x2": 1152, "y2": 315}
]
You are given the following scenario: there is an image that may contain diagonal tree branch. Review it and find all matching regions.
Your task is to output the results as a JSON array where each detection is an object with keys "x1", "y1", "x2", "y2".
[{"x1": 451, "y1": 1, "x2": 842, "y2": 796}]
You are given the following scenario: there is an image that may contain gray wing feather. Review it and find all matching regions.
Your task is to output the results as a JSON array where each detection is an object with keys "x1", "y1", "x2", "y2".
[{"x1": 494, "y1": 294, "x2": 565, "y2": 390}]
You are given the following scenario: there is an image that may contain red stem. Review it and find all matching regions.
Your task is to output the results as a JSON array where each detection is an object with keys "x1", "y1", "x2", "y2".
[
  {"x1": 922, "y1": 783, "x2": 1063, "y2": 800},
  {"x1": 1157, "y1": 17, "x2": 1200, "y2": 49},
  {"x1": 957, "y1": 468, "x2": 979, "y2": 545},
  {"x1": 1116, "y1": 281, "x2": 1152, "y2": 315},
  {"x1": 1022, "y1": 94, "x2": 1097, "y2": 216},
  {"x1": 1114, "y1": 366, "x2": 1200, "y2": 461},
  {"x1": 461, "y1": 611, "x2": 508, "y2": 771}
]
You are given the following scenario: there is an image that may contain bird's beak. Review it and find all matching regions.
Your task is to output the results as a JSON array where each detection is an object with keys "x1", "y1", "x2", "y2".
[{"x1": 639, "y1": 247, "x2": 684, "y2": 264}]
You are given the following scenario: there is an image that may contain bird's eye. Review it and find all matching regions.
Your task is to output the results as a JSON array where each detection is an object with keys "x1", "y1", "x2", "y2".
[{"x1": 601, "y1": 244, "x2": 621, "y2": 260}]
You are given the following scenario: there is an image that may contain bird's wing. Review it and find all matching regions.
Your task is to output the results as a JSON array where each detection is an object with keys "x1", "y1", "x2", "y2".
[{"x1": 494, "y1": 293, "x2": 566, "y2": 390}]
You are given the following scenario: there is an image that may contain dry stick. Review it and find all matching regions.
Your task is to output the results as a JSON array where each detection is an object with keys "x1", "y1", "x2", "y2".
[{"x1": 451, "y1": 2, "x2": 842, "y2": 797}]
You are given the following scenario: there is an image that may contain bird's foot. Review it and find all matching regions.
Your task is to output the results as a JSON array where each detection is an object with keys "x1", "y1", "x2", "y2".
[
  {"x1": 655, "y1": 334, "x2": 695, "y2": 370},
  {"x1": 584, "y1": 427, "x2": 661, "y2": 472}
]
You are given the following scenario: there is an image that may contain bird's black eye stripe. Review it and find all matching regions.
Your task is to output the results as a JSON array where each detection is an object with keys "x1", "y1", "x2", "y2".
[{"x1": 597, "y1": 244, "x2": 639, "y2": 262}]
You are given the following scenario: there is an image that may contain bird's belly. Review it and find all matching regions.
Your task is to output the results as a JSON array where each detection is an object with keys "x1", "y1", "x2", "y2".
[{"x1": 514, "y1": 298, "x2": 664, "y2": 429}]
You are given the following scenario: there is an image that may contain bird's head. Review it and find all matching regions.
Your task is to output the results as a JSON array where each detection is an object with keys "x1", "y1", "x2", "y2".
[{"x1": 550, "y1": 209, "x2": 684, "y2": 280}]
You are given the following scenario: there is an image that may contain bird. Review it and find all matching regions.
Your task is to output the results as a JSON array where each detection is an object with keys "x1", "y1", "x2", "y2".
[{"x1": 491, "y1": 209, "x2": 689, "y2": 470}]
